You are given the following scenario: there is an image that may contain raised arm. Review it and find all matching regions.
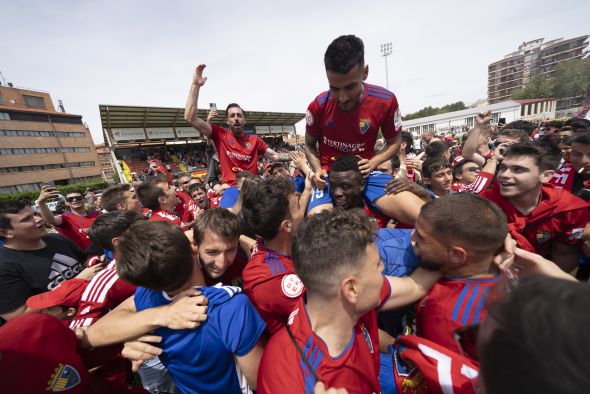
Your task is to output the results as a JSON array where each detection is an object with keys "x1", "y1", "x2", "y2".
[
  {"x1": 462, "y1": 110, "x2": 491, "y2": 167},
  {"x1": 184, "y1": 64, "x2": 213, "y2": 137},
  {"x1": 36, "y1": 186, "x2": 63, "y2": 226}
]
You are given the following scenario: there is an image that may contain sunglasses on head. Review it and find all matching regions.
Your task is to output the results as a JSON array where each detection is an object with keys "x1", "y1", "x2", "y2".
[{"x1": 66, "y1": 196, "x2": 84, "y2": 202}]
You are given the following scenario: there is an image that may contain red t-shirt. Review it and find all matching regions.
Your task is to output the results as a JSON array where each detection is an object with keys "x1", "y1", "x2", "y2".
[
  {"x1": 306, "y1": 83, "x2": 402, "y2": 171},
  {"x1": 258, "y1": 277, "x2": 391, "y2": 393},
  {"x1": 242, "y1": 241, "x2": 304, "y2": 335},
  {"x1": 210, "y1": 125, "x2": 268, "y2": 186},
  {"x1": 416, "y1": 277, "x2": 498, "y2": 354},
  {"x1": 207, "y1": 191, "x2": 221, "y2": 208},
  {"x1": 450, "y1": 172, "x2": 494, "y2": 194},
  {"x1": 58, "y1": 211, "x2": 101, "y2": 250},
  {"x1": 149, "y1": 209, "x2": 187, "y2": 231},
  {"x1": 175, "y1": 190, "x2": 195, "y2": 224},
  {"x1": 70, "y1": 262, "x2": 136, "y2": 329},
  {"x1": 482, "y1": 183, "x2": 590, "y2": 256},
  {"x1": 550, "y1": 160, "x2": 575, "y2": 191}
]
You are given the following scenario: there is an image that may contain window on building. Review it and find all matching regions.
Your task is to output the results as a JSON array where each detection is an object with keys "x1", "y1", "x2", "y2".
[
  {"x1": 23, "y1": 95, "x2": 46, "y2": 109},
  {"x1": 0, "y1": 112, "x2": 10, "y2": 120},
  {"x1": 527, "y1": 105, "x2": 532, "y2": 116},
  {"x1": 491, "y1": 113, "x2": 500, "y2": 124},
  {"x1": 465, "y1": 117, "x2": 474, "y2": 127},
  {"x1": 0, "y1": 94, "x2": 3, "y2": 105}
]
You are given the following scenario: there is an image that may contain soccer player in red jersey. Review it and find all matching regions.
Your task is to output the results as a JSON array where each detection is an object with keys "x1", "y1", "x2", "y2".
[
  {"x1": 37, "y1": 188, "x2": 101, "y2": 250},
  {"x1": 257, "y1": 209, "x2": 440, "y2": 393},
  {"x1": 189, "y1": 183, "x2": 213, "y2": 217},
  {"x1": 305, "y1": 35, "x2": 423, "y2": 224},
  {"x1": 240, "y1": 176, "x2": 311, "y2": 335},
  {"x1": 100, "y1": 184, "x2": 144, "y2": 215},
  {"x1": 184, "y1": 64, "x2": 290, "y2": 209},
  {"x1": 481, "y1": 143, "x2": 590, "y2": 272},
  {"x1": 137, "y1": 178, "x2": 189, "y2": 231},
  {"x1": 411, "y1": 194, "x2": 507, "y2": 355}
]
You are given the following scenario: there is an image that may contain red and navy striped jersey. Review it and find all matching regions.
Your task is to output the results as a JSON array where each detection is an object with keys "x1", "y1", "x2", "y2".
[
  {"x1": 258, "y1": 277, "x2": 391, "y2": 394},
  {"x1": 416, "y1": 277, "x2": 498, "y2": 354},
  {"x1": 306, "y1": 83, "x2": 402, "y2": 171},
  {"x1": 242, "y1": 241, "x2": 304, "y2": 335}
]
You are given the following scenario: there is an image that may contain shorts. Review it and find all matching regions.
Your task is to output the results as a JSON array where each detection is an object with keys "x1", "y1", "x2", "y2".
[
  {"x1": 219, "y1": 186, "x2": 240, "y2": 209},
  {"x1": 307, "y1": 170, "x2": 393, "y2": 212}
]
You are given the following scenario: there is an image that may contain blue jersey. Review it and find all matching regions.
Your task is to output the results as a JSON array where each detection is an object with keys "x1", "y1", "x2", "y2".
[
  {"x1": 376, "y1": 228, "x2": 419, "y2": 277},
  {"x1": 135, "y1": 285, "x2": 266, "y2": 394}
]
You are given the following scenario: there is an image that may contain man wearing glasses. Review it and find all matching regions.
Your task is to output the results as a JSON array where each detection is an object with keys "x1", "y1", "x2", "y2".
[{"x1": 37, "y1": 187, "x2": 101, "y2": 250}]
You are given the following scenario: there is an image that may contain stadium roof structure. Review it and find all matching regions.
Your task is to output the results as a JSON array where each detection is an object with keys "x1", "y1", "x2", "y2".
[{"x1": 99, "y1": 105, "x2": 304, "y2": 147}]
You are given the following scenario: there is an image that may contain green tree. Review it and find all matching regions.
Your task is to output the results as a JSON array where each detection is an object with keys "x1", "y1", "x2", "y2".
[
  {"x1": 403, "y1": 101, "x2": 466, "y2": 121},
  {"x1": 552, "y1": 58, "x2": 590, "y2": 99},
  {"x1": 511, "y1": 74, "x2": 554, "y2": 99}
]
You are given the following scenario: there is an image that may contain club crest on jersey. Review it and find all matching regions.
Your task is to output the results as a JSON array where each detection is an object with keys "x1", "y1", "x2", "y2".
[
  {"x1": 228, "y1": 138, "x2": 235, "y2": 145},
  {"x1": 536, "y1": 230, "x2": 551, "y2": 243},
  {"x1": 281, "y1": 274, "x2": 304, "y2": 298},
  {"x1": 360, "y1": 323, "x2": 374, "y2": 353},
  {"x1": 47, "y1": 364, "x2": 81, "y2": 391},
  {"x1": 359, "y1": 117, "x2": 371, "y2": 134},
  {"x1": 305, "y1": 110, "x2": 314, "y2": 126},
  {"x1": 326, "y1": 119, "x2": 335, "y2": 127},
  {"x1": 245, "y1": 142, "x2": 251, "y2": 149}
]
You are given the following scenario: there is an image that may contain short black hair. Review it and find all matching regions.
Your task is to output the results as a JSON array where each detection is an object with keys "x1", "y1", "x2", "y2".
[
  {"x1": 424, "y1": 140, "x2": 449, "y2": 159},
  {"x1": 101, "y1": 184, "x2": 132, "y2": 212},
  {"x1": 89, "y1": 210, "x2": 144, "y2": 250},
  {"x1": 568, "y1": 131, "x2": 590, "y2": 146},
  {"x1": 564, "y1": 118, "x2": 590, "y2": 131},
  {"x1": 498, "y1": 128, "x2": 530, "y2": 143},
  {"x1": 401, "y1": 131, "x2": 414, "y2": 154},
  {"x1": 226, "y1": 103, "x2": 244, "y2": 116},
  {"x1": 0, "y1": 201, "x2": 30, "y2": 240},
  {"x1": 330, "y1": 155, "x2": 360, "y2": 173},
  {"x1": 240, "y1": 177, "x2": 294, "y2": 240},
  {"x1": 188, "y1": 182, "x2": 207, "y2": 194},
  {"x1": 422, "y1": 157, "x2": 451, "y2": 179},
  {"x1": 502, "y1": 119, "x2": 536, "y2": 135},
  {"x1": 136, "y1": 178, "x2": 166, "y2": 210},
  {"x1": 420, "y1": 194, "x2": 507, "y2": 256},
  {"x1": 324, "y1": 35, "x2": 365, "y2": 74},
  {"x1": 503, "y1": 142, "x2": 561, "y2": 172},
  {"x1": 116, "y1": 220, "x2": 193, "y2": 292},
  {"x1": 479, "y1": 274, "x2": 590, "y2": 394},
  {"x1": 292, "y1": 209, "x2": 375, "y2": 298}
]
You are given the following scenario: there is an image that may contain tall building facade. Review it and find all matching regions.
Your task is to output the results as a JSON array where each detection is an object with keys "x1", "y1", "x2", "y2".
[
  {"x1": 0, "y1": 85, "x2": 102, "y2": 194},
  {"x1": 488, "y1": 35, "x2": 589, "y2": 104}
]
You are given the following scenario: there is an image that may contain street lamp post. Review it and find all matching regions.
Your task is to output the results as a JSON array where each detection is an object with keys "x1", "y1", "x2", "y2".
[{"x1": 380, "y1": 42, "x2": 392, "y2": 90}]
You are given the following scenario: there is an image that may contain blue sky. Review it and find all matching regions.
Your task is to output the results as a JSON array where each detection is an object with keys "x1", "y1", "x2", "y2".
[{"x1": 2, "y1": 0, "x2": 588, "y2": 143}]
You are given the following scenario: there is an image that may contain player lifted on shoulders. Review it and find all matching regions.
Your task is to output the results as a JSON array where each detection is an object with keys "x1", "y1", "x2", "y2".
[
  {"x1": 184, "y1": 64, "x2": 290, "y2": 208},
  {"x1": 305, "y1": 35, "x2": 423, "y2": 224}
]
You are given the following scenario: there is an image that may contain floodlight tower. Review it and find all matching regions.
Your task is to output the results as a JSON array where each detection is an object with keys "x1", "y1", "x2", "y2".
[{"x1": 380, "y1": 42, "x2": 393, "y2": 90}]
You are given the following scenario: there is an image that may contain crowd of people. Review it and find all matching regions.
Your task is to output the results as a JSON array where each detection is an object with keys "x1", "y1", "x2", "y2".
[{"x1": 1, "y1": 34, "x2": 590, "y2": 394}]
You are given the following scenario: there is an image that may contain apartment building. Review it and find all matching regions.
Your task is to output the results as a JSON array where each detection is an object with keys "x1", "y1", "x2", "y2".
[{"x1": 0, "y1": 85, "x2": 101, "y2": 194}]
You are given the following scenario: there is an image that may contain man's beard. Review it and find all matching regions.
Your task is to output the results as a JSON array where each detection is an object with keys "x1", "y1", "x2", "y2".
[{"x1": 420, "y1": 259, "x2": 444, "y2": 271}]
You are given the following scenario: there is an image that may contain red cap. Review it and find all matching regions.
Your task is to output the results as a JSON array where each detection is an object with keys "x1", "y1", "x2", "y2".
[
  {"x1": 26, "y1": 278, "x2": 88, "y2": 309},
  {"x1": 0, "y1": 313, "x2": 91, "y2": 393}
]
